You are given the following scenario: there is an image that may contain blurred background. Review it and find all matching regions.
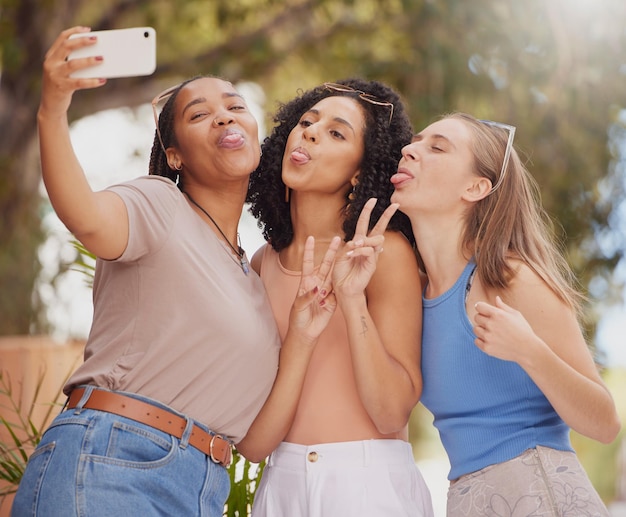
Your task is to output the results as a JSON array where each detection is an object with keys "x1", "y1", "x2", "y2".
[{"x1": 1, "y1": 0, "x2": 625, "y2": 514}]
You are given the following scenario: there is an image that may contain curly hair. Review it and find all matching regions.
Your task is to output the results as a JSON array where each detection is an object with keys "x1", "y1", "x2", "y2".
[{"x1": 247, "y1": 78, "x2": 415, "y2": 251}]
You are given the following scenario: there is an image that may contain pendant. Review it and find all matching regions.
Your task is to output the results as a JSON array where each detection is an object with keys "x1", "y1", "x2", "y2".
[{"x1": 240, "y1": 256, "x2": 250, "y2": 276}]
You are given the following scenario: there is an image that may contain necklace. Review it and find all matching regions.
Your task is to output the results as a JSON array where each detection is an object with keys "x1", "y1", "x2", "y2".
[{"x1": 184, "y1": 191, "x2": 250, "y2": 275}]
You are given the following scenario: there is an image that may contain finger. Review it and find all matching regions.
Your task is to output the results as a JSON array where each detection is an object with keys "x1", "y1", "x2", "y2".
[
  {"x1": 473, "y1": 313, "x2": 486, "y2": 327},
  {"x1": 64, "y1": 56, "x2": 107, "y2": 84},
  {"x1": 353, "y1": 198, "x2": 377, "y2": 237},
  {"x1": 474, "y1": 336, "x2": 486, "y2": 351},
  {"x1": 320, "y1": 291, "x2": 337, "y2": 311},
  {"x1": 345, "y1": 246, "x2": 377, "y2": 260},
  {"x1": 494, "y1": 295, "x2": 512, "y2": 312},
  {"x1": 474, "y1": 300, "x2": 496, "y2": 317},
  {"x1": 45, "y1": 28, "x2": 107, "y2": 92},
  {"x1": 359, "y1": 234, "x2": 384, "y2": 249},
  {"x1": 346, "y1": 234, "x2": 384, "y2": 256},
  {"x1": 299, "y1": 236, "x2": 315, "y2": 289},
  {"x1": 47, "y1": 27, "x2": 91, "y2": 59},
  {"x1": 293, "y1": 283, "x2": 320, "y2": 310},
  {"x1": 369, "y1": 203, "x2": 399, "y2": 237},
  {"x1": 317, "y1": 235, "x2": 341, "y2": 282},
  {"x1": 63, "y1": 33, "x2": 107, "y2": 82},
  {"x1": 61, "y1": 26, "x2": 92, "y2": 39},
  {"x1": 64, "y1": 28, "x2": 97, "y2": 55}
]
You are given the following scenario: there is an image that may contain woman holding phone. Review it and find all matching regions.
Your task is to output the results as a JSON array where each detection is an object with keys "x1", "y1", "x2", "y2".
[{"x1": 11, "y1": 27, "x2": 367, "y2": 516}]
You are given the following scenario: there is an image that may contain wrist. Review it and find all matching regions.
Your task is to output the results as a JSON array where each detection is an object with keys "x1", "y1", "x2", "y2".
[
  {"x1": 283, "y1": 328, "x2": 319, "y2": 350},
  {"x1": 38, "y1": 101, "x2": 70, "y2": 123},
  {"x1": 336, "y1": 290, "x2": 367, "y2": 310}
]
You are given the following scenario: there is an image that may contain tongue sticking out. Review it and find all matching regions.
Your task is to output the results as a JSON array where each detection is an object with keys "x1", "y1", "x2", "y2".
[
  {"x1": 291, "y1": 150, "x2": 310, "y2": 164},
  {"x1": 219, "y1": 132, "x2": 245, "y2": 149},
  {"x1": 391, "y1": 171, "x2": 412, "y2": 185}
]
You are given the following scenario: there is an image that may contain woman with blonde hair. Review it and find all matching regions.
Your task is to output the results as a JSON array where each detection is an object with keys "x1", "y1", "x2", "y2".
[{"x1": 391, "y1": 112, "x2": 620, "y2": 516}]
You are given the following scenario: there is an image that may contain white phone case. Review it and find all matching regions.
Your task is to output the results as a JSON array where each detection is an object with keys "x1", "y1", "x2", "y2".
[{"x1": 69, "y1": 27, "x2": 156, "y2": 79}]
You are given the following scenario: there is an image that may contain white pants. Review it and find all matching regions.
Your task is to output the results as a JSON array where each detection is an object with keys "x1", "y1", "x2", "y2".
[{"x1": 251, "y1": 440, "x2": 434, "y2": 517}]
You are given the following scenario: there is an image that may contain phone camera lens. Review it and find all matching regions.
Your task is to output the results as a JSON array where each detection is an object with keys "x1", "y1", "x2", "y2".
[{"x1": 144, "y1": 31, "x2": 149, "y2": 38}]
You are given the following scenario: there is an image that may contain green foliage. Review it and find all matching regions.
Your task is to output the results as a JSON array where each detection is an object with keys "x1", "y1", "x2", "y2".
[
  {"x1": 2, "y1": 0, "x2": 626, "y2": 336},
  {"x1": 224, "y1": 451, "x2": 265, "y2": 517},
  {"x1": 0, "y1": 370, "x2": 65, "y2": 499},
  {"x1": 71, "y1": 240, "x2": 96, "y2": 288}
]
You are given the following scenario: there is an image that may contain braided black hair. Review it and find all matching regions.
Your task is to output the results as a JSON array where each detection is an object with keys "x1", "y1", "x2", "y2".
[
  {"x1": 247, "y1": 78, "x2": 415, "y2": 251},
  {"x1": 148, "y1": 76, "x2": 207, "y2": 189}
]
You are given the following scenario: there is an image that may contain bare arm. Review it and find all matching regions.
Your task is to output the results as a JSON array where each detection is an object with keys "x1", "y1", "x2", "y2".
[
  {"x1": 337, "y1": 232, "x2": 422, "y2": 434},
  {"x1": 39, "y1": 27, "x2": 128, "y2": 260},
  {"x1": 473, "y1": 264, "x2": 621, "y2": 443},
  {"x1": 331, "y1": 199, "x2": 422, "y2": 433},
  {"x1": 249, "y1": 245, "x2": 264, "y2": 276}
]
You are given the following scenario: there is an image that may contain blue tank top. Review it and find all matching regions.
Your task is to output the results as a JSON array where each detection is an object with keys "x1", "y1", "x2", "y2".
[{"x1": 421, "y1": 260, "x2": 572, "y2": 480}]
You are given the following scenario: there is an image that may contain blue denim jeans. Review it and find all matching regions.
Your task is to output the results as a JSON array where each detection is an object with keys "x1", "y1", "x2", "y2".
[{"x1": 11, "y1": 386, "x2": 230, "y2": 516}]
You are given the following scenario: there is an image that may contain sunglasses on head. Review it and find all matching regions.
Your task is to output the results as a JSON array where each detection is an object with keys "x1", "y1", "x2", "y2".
[
  {"x1": 323, "y1": 82, "x2": 395, "y2": 126},
  {"x1": 151, "y1": 82, "x2": 185, "y2": 154},
  {"x1": 479, "y1": 120, "x2": 516, "y2": 193}
]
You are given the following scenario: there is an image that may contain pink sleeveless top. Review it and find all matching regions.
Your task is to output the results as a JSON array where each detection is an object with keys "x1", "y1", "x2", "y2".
[{"x1": 259, "y1": 244, "x2": 406, "y2": 444}]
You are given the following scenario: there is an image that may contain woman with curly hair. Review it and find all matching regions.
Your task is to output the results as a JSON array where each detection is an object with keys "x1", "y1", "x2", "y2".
[
  {"x1": 391, "y1": 113, "x2": 620, "y2": 515},
  {"x1": 247, "y1": 79, "x2": 434, "y2": 517}
]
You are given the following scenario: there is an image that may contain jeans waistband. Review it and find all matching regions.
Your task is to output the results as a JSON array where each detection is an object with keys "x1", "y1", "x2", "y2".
[{"x1": 67, "y1": 386, "x2": 232, "y2": 467}]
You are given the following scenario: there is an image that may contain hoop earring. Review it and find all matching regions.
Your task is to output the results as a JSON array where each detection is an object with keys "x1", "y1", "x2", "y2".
[{"x1": 175, "y1": 163, "x2": 182, "y2": 171}]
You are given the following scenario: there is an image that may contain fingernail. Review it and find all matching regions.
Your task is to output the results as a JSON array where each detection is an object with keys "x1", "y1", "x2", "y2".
[
  {"x1": 319, "y1": 300, "x2": 326, "y2": 307},
  {"x1": 313, "y1": 286, "x2": 319, "y2": 294},
  {"x1": 320, "y1": 289, "x2": 327, "y2": 297},
  {"x1": 95, "y1": 55, "x2": 103, "y2": 61}
]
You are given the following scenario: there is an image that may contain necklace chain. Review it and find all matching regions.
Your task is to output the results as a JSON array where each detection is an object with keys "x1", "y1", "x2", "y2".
[{"x1": 184, "y1": 191, "x2": 250, "y2": 275}]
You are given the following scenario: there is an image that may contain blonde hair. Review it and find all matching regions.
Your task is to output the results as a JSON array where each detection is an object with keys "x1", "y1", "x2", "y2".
[{"x1": 447, "y1": 112, "x2": 584, "y2": 316}]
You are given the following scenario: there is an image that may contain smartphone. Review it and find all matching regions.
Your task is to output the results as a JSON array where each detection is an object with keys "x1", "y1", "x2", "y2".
[{"x1": 68, "y1": 27, "x2": 156, "y2": 79}]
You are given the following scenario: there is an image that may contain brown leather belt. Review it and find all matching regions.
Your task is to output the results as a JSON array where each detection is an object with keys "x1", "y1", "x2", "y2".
[{"x1": 67, "y1": 387, "x2": 232, "y2": 468}]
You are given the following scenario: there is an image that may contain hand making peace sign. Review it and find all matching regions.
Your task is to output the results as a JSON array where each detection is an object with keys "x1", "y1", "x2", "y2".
[
  {"x1": 287, "y1": 235, "x2": 342, "y2": 344},
  {"x1": 332, "y1": 198, "x2": 400, "y2": 299}
]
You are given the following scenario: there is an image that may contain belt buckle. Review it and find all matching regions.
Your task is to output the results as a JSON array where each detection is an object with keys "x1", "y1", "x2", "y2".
[{"x1": 210, "y1": 434, "x2": 232, "y2": 468}]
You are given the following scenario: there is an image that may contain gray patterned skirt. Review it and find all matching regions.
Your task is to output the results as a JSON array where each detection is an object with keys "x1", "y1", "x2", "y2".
[{"x1": 447, "y1": 446, "x2": 608, "y2": 516}]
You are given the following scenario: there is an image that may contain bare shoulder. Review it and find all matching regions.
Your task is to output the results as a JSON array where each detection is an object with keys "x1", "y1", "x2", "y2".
[
  {"x1": 375, "y1": 231, "x2": 419, "y2": 273},
  {"x1": 505, "y1": 258, "x2": 550, "y2": 292},
  {"x1": 502, "y1": 258, "x2": 572, "y2": 318},
  {"x1": 369, "y1": 231, "x2": 420, "y2": 289},
  {"x1": 380, "y1": 230, "x2": 417, "y2": 260},
  {"x1": 250, "y1": 243, "x2": 269, "y2": 276}
]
